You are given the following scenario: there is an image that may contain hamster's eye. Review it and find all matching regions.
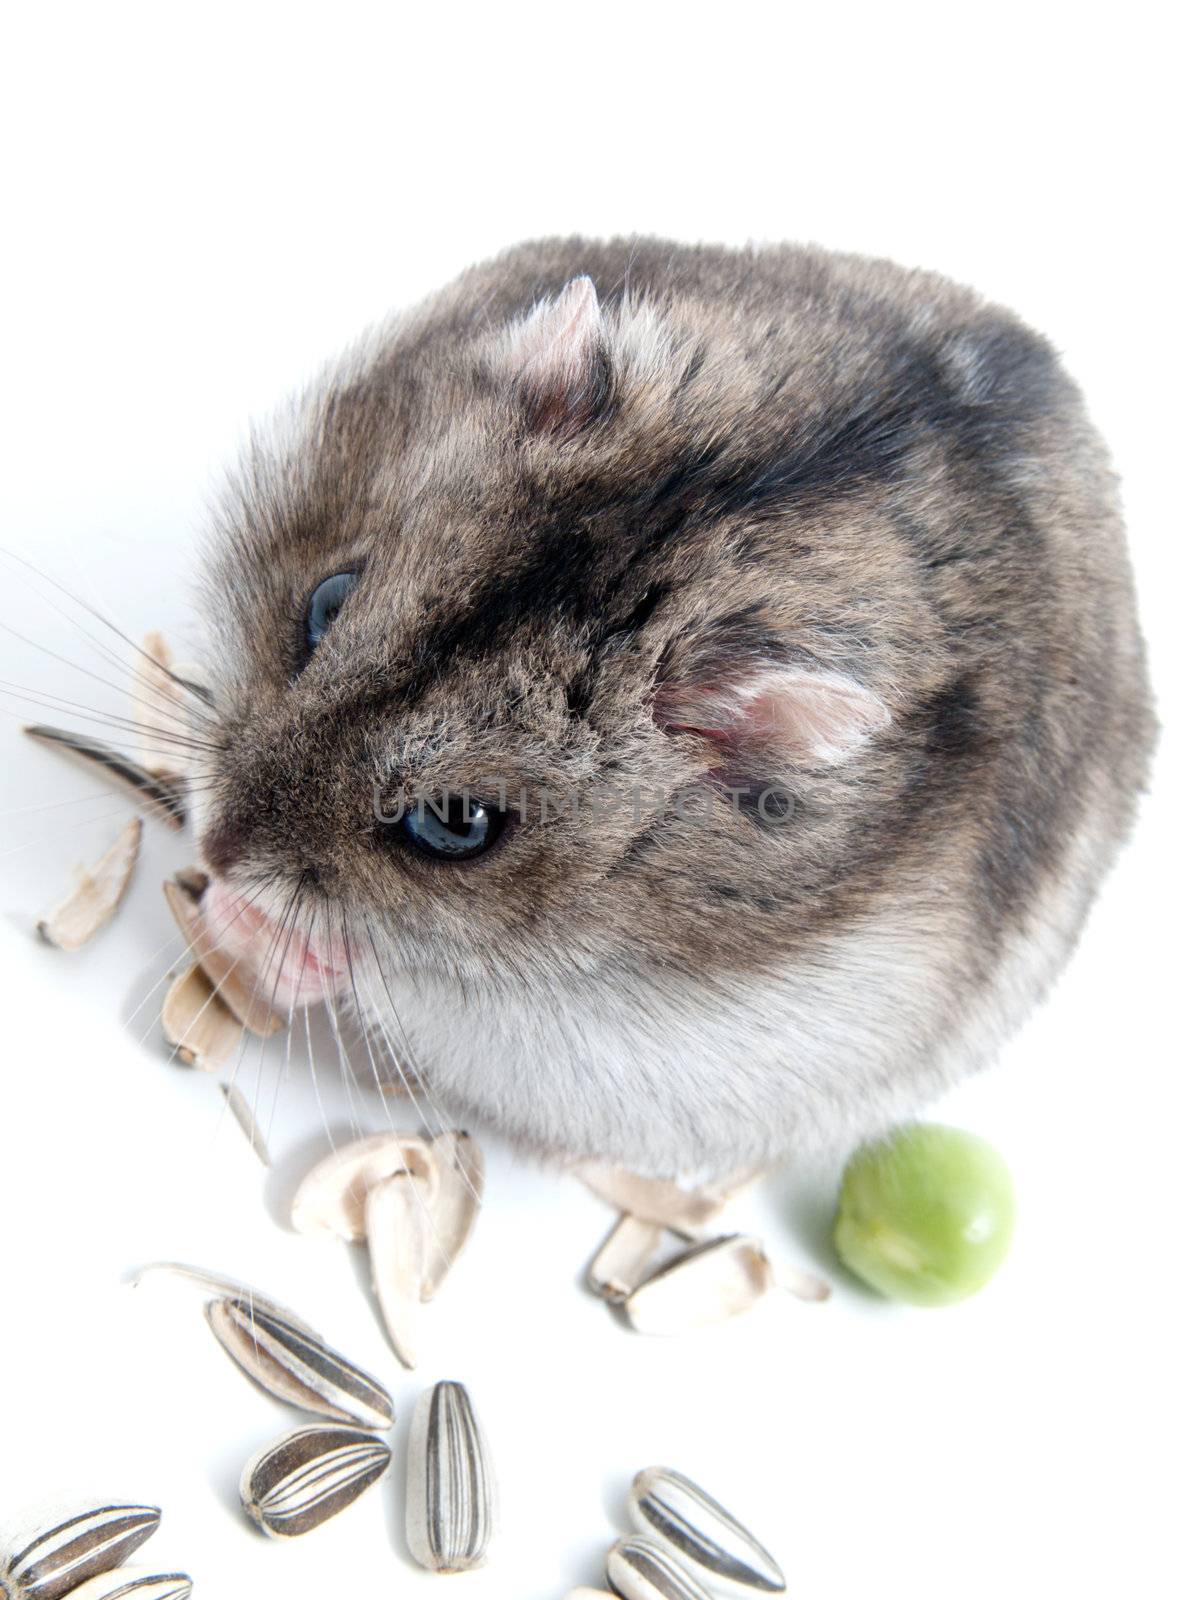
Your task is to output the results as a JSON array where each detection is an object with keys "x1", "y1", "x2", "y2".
[
  {"x1": 300, "y1": 570, "x2": 360, "y2": 662},
  {"x1": 383, "y1": 795, "x2": 507, "y2": 862}
]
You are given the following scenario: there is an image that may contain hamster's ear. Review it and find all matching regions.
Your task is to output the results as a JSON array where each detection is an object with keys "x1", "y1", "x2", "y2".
[
  {"x1": 655, "y1": 662, "x2": 890, "y2": 767},
  {"x1": 504, "y1": 276, "x2": 611, "y2": 437}
]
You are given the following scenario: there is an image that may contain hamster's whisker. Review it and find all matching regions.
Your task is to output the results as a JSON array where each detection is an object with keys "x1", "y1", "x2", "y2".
[
  {"x1": 222, "y1": 876, "x2": 303, "y2": 1119},
  {"x1": 238, "y1": 879, "x2": 306, "y2": 1158},
  {"x1": 263, "y1": 890, "x2": 312, "y2": 1154},
  {"x1": 344, "y1": 921, "x2": 441, "y2": 1145},
  {"x1": 0, "y1": 679, "x2": 223, "y2": 754},
  {"x1": 297, "y1": 905, "x2": 338, "y2": 1157},
  {"x1": 0, "y1": 799, "x2": 157, "y2": 860},
  {"x1": 361, "y1": 923, "x2": 469, "y2": 1159},
  {"x1": 0, "y1": 614, "x2": 216, "y2": 738},
  {"x1": 0, "y1": 547, "x2": 219, "y2": 721},
  {"x1": 318, "y1": 898, "x2": 368, "y2": 1140},
  {"x1": 341, "y1": 913, "x2": 456, "y2": 1274},
  {"x1": 0, "y1": 787, "x2": 169, "y2": 822}
]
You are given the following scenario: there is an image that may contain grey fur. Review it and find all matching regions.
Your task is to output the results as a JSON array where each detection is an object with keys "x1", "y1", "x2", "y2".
[{"x1": 194, "y1": 237, "x2": 1155, "y2": 1177}]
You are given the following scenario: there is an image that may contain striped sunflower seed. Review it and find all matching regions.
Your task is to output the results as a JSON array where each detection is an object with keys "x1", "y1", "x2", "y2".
[
  {"x1": 606, "y1": 1537, "x2": 717, "y2": 1600},
  {"x1": 629, "y1": 1467, "x2": 785, "y2": 1594},
  {"x1": 0, "y1": 1505, "x2": 160, "y2": 1600},
  {"x1": 406, "y1": 1381, "x2": 495, "y2": 1573},
  {"x1": 240, "y1": 1427, "x2": 391, "y2": 1539},
  {"x1": 23, "y1": 725, "x2": 186, "y2": 830},
  {"x1": 206, "y1": 1297, "x2": 394, "y2": 1429},
  {"x1": 48, "y1": 1569, "x2": 192, "y2": 1600}
]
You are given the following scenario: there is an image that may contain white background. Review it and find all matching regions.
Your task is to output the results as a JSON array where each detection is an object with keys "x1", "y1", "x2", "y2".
[{"x1": 0, "y1": 5, "x2": 1194, "y2": 1597}]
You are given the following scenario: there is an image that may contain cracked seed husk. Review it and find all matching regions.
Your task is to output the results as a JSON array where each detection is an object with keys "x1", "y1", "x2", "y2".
[
  {"x1": 206, "y1": 1297, "x2": 394, "y2": 1429},
  {"x1": 0, "y1": 1504, "x2": 160, "y2": 1600},
  {"x1": 574, "y1": 1162, "x2": 732, "y2": 1234},
  {"x1": 623, "y1": 1235, "x2": 773, "y2": 1335},
  {"x1": 161, "y1": 879, "x2": 281, "y2": 1036},
  {"x1": 421, "y1": 1131, "x2": 485, "y2": 1299},
  {"x1": 240, "y1": 1427, "x2": 390, "y2": 1539},
  {"x1": 160, "y1": 963, "x2": 241, "y2": 1070},
  {"x1": 406, "y1": 1381, "x2": 495, "y2": 1573},
  {"x1": 290, "y1": 1132, "x2": 438, "y2": 1242},
  {"x1": 37, "y1": 818, "x2": 142, "y2": 951},
  {"x1": 586, "y1": 1214, "x2": 665, "y2": 1302},
  {"x1": 629, "y1": 1467, "x2": 786, "y2": 1594},
  {"x1": 130, "y1": 630, "x2": 188, "y2": 781},
  {"x1": 364, "y1": 1173, "x2": 425, "y2": 1368},
  {"x1": 606, "y1": 1537, "x2": 717, "y2": 1600}
]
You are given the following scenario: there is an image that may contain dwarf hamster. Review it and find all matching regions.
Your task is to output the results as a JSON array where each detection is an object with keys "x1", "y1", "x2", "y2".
[{"x1": 193, "y1": 236, "x2": 1155, "y2": 1179}]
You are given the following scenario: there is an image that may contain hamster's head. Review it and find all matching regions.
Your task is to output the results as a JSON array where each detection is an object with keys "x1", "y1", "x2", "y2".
[{"x1": 194, "y1": 270, "x2": 910, "y2": 1022}]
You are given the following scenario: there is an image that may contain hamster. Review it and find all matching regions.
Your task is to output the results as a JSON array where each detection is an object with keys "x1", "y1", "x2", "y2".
[{"x1": 192, "y1": 236, "x2": 1155, "y2": 1179}]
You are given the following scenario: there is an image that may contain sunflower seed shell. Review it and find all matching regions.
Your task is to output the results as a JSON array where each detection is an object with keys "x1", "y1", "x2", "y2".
[
  {"x1": 364, "y1": 1173, "x2": 426, "y2": 1368},
  {"x1": 606, "y1": 1537, "x2": 717, "y2": 1600},
  {"x1": 623, "y1": 1235, "x2": 773, "y2": 1335},
  {"x1": 291, "y1": 1132, "x2": 438, "y2": 1242},
  {"x1": 51, "y1": 1567, "x2": 192, "y2": 1600},
  {"x1": 406, "y1": 1381, "x2": 495, "y2": 1572},
  {"x1": 161, "y1": 879, "x2": 281, "y2": 1036},
  {"x1": 630, "y1": 1467, "x2": 786, "y2": 1594},
  {"x1": 24, "y1": 725, "x2": 186, "y2": 830},
  {"x1": 574, "y1": 1162, "x2": 731, "y2": 1234},
  {"x1": 241, "y1": 1426, "x2": 390, "y2": 1539},
  {"x1": 0, "y1": 1504, "x2": 160, "y2": 1600},
  {"x1": 130, "y1": 630, "x2": 188, "y2": 781},
  {"x1": 206, "y1": 1297, "x2": 394, "y2": 1429},
  {"x1": 422, "y1": 1131, "x2": 485, "y2": 1299},
  {"x1": 586, "y1": 1213, "x2": 665, "y2": 1302},
  {"x1": 37, "y1": 818, "x2": 142, "y2": 950},
  {"x1": 161, "y1": 963, "x2": 242, "y2": 1070}
]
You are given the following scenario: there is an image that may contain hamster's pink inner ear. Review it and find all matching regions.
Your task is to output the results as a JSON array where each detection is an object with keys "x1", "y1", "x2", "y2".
[
  {"x1": 655, "y1": 664, "x2": 891, "y2": 767},
  {"x1": 504, "y1": 275, "x2": 611, "y2": 436}
]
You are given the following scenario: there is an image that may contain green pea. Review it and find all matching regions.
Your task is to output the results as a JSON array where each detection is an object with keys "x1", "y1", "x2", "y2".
[{"x1": 834, "y1": 1123, "x2": 1015, "y2": 1306}]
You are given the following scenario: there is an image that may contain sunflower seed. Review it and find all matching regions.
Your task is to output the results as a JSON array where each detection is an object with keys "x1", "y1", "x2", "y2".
[
  {"x1": 37, "y1": 817, "x2": 142, "y2": 950},
  {"x1": 0, "y1": 1504, "x2": 160, "y2": 1600},
  {"x1": 406, "y1": 1381, "x2": 495, "y2": 1573},
  {"x1": 160, "y1": 964, "x2": 241, "y2": 1070},
  {"x1": 49, "y1": 1568, "x2": 192, "y2": 1600},
  {"x1": 24, "y1": 725, "x2": 186, "y2": 830},
  {"x1": 606, "y1": 1537, "x2": 717, "y2": 1600},
  {"x1": 574, "y1": 1162, "x2": 748, "y2": 1235},
  {"x1": 770, "y1": 1257, "x2": 831, "y2": 1303},
  {"x1": 206, "y1": 1297, "x2": 394, "y2": 1429},
  {"x1": 586, "y1": 1214, "x2": 665, "y2": 1302},
  {"x1": 629, "y1": 1467, "x2": 785, "y2": 1594},
  {"x1": 290, "y1": 1132, "x2": 438, "y2": 1242},
  {"x1": 240, "y1": 1426, "x2": 390, "y2": 1539},
  {"x1": 161, "y1": 879, "x2": 280, "y2": 1036},
  {"x1": 421, "y1": 1131, "x2": 485, "y2": 1299},
  {"x1": 364, "y1": 1173, "x2": 425, "y2": 1368},
  {"x1": 130, "y1": 630, "x2": 188, "y2": 781},
  {"x1": 623, "y1": 1235, "x2": 773, "y2": 1335},
  {"x1": 221, "y1": 1083, "x2": 271, "y2": 1165}
]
